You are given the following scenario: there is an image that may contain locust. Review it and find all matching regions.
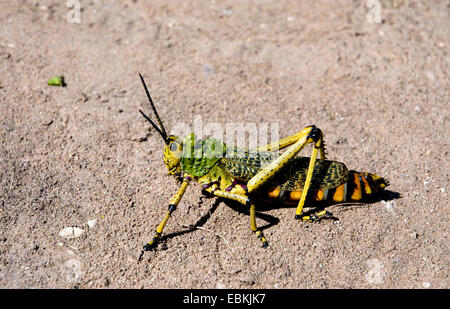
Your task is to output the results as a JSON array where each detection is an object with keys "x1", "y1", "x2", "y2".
[{"x1": 137, "y1": 73, "x2": 389, "y2": 249}]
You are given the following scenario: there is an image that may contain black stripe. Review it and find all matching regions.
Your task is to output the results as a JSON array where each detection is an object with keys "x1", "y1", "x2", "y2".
[
  {"x1": 278, "y1": 190, "x2": 289, "y2": 201},
  {"x1": 359, "y1": 175, "x2": 366, "y2": 200},
  {"x1": 326, "y1": 187, "x2": 336, "y2": 202},
  {"x1": 342, "y1": 183, "x2": 348, "y2": 202},
  {"x1": 365, "y1": 173, "x2": 377, "y2": 194},
  {"x1": 345, "y1": 171, "x2": 357, "y2": 201}
]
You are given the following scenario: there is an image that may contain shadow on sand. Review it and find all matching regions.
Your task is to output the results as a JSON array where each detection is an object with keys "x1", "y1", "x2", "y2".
[{"x1": 151, "y1": 189, "x2": 401, "y2": 247}]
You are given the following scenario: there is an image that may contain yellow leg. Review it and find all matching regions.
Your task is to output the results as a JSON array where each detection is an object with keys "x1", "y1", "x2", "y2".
[
  {"x1": 258, "y1": 126, "x2": 327, "y2": 159},
  {"x1": 250, "y1": 203, "x2": 269, "y2": 248},
  {"x1": 247, "y1": 126, "x2": 314, "y2": 194},
  {"x1": 210, "y1": 188, "x2": 269, "y2": 248},
  {"x1": 248, "y1": 125, "x2": 330, "y2": 221},
  {"x1": 143, "y1": 174, "x2": 192, "y2": 251},
  {"x1": 247, "y1": 125, "x2": 326, "y2": 195},
  {"x1": 295, "y1": 138, "x2": 320, "y2": 219},
  {"x1": 294, "y1": 135, "x2": 333, "y2": 221},
  {"x1": 300, "y1": 210, "x2": 334, "y2": 222},
  {"x1": 258, "y1": 128, "x2": 311, "y2": 152}
]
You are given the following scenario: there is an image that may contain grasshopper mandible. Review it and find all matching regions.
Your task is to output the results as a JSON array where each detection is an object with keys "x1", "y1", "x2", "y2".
[{"x1": 137, "y1": 74, "x2": 389, "y2": 249}]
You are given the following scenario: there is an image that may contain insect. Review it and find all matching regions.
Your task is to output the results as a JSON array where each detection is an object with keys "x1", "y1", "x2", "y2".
[{"x1": 137, "y1": 73, "x2": 389, "y2": 249}]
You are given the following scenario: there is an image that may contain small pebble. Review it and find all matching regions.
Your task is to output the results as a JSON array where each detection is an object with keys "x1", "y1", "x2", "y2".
[
  {"x1": 220, "y1": 8, "x2": 232, "y2": 15},
  {"x1": 80, "y1": 93, "x2": 89, "y2": 102},
  {"x1": 125, "y1": 187, "x2": 138, "y2": 196},
  {"x1": 87, "y1": 219, "x2": 97, "y2": 229},
  {"x1": 43, "y1": 119, "x2": 53, "y2": 126},
  {"x1": 3, "y1": 123, "x2": 13, "y2": 132},
  {"x1": 59, "y1": 227, "x2": 84, "y2": 239},
  {"x1": 127, "y1": 254, "x2": 138, "y2": 264},
  {"x1": 381, "y1": 200, "x2": 397, "y2": 213},
  {"x1": 202, "y1": 65, "x2": 215, "y2": 79}
]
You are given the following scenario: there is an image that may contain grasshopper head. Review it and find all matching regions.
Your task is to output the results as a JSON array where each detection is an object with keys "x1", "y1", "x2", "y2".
[
  {"x1": 164, "y1": 136, "x2": 183, "y2": 175},
  {"x1": 138, "y1": 73, "x2": 184, "y2": 177}
]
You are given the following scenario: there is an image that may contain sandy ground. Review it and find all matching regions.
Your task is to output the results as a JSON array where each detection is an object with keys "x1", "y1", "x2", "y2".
[{"x1": 0, "y1": 0, "x2": 448, "y2": 289}]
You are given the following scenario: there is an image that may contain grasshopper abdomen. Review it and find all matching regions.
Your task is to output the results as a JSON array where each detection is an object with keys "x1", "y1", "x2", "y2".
[{"x1": 262, "y1": 170, "x2": 388, "y2": 205}]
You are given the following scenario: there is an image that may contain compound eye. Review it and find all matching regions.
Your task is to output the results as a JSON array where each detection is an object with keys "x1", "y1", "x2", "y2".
[{"x1": 170, "y1": 142, "x2": 178, "y2": 152}]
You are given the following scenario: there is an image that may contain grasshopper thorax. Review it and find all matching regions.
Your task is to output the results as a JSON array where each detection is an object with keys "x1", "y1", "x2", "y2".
[{"x1": 164, "y1": 133, "x2": 226, "y2": 178}]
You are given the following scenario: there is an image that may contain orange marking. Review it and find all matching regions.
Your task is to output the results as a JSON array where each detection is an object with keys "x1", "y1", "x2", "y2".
[
  {"x1": 267, "y1": 188, "x2": 281, "y2": 199},
  {"x1": 350, "y1": 173, "x2": 362, "y2": 201},
  {"x1": 314, "y1": 189, "x2": 324, "y2": 201},
  {"x1": 333, "y1": 184, "x2": 345, "y2": 202},
  {"x1": 289, "y1": 191, "x2": 303, "y2": 200},
  {"x1": 361, "y1": 174, "x2": 372, "y2": 195}
]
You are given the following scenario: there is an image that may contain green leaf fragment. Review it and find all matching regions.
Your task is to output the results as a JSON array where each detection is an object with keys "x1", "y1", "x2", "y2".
[{"x1": 48, "y1": 76, "x2": 66, "y2": 87}]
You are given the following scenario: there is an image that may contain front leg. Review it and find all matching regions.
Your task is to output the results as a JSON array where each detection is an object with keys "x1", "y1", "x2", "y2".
[{"x1": 143, "y1": 174, "x2": 192, "y2": 251}]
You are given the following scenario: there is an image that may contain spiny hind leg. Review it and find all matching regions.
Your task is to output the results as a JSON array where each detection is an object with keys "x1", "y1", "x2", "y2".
[
  {"x1": 294, "y1": 128, "x2": 326, "y2": 220},
  {"x1": 245, "y1": 125, "x2": 328, "y2": 220},
  {"x1": 258, "y1": 126, "x2": 327, "y2": 159},
  {"x1": 209, "y1": 188, "x2": 269, "y2": 248},
  {"x1": 247, "y1": 126, "x2": 323, "y2": 194}
]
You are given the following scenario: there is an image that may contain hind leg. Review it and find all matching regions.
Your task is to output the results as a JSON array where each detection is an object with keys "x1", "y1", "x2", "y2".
[
  {"x1": 258, "y1": 127, "x2": 327, "y2": 159},
  {"x1": 246, "y1": 125, "x2": 328, "y2": 220}
]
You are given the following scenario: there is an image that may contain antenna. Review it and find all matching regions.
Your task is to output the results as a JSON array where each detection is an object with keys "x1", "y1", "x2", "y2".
[{"x1": 138, "y1": 73, "x2": 169, "y2": 144}]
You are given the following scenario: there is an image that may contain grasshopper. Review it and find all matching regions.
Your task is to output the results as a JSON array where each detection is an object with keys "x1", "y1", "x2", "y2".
[{"x1": 137, "y1": 74, "x2": 389, "y2": 249}]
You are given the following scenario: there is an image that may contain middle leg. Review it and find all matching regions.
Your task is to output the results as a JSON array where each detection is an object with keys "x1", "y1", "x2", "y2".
[{"x1": 206, "y1": 186, "x2": 269, "y2": 248}]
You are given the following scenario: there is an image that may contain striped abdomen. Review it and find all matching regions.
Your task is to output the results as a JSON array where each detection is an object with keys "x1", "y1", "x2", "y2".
[{"x1": 263, "y1": 171, "x2": 389, "y2": 204}]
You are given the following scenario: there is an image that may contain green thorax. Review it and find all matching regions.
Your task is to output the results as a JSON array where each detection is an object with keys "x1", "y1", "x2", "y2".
[{"x1": 180, "y1": 134, "x2": 227, "y2": 177}]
